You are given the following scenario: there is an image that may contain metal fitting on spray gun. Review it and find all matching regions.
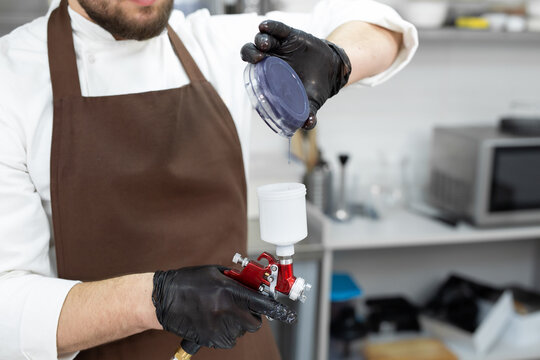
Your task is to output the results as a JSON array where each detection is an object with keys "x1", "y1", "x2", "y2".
[{"x1": 173, "y1": 183, "x2": 310, "y2": 359}]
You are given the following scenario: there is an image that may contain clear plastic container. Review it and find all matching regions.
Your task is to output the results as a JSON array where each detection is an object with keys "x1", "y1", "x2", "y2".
[{"x1": 244, "y1": 57, "x2": 309, "y2": 138}]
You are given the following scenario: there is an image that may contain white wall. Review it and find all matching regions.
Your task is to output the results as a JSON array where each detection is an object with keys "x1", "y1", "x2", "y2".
[
  {"x1": 0, "y1": 0, "x2": 49, "y2": 36},
  {"x1": 249, "y1": 35, "x2": 540, "y2": 207}
]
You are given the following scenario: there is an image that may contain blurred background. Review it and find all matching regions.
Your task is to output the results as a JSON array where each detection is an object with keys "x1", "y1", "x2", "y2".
[{"x1": 3, "y1": 1, "x2": 540, "y2": 359}]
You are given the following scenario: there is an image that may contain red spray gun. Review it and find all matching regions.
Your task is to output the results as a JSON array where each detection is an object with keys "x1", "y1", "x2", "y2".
[
  {"x1": 174, "y1": 183, "x2": 310, "y2": 359},
  {"x1": 173, "y1": 251, "x2": 312, "y2": 359}
]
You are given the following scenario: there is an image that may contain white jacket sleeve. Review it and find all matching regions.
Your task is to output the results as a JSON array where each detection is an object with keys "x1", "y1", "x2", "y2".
[
  {"x1": 264, "y1": 0, "x2": 418, "y2": 87},
  {"x1": 0, "y1": 111, "x2": 79, "y2": 360},
  {"x1": 305, "y1": 0, "x2": 419, "y2": 86},
  {"x1": 183, "y1": 0, "x2": 418, "y2": 88}
]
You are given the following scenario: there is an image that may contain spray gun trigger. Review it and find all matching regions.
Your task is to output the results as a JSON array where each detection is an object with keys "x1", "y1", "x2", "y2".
[
  {"x1": 268, "y1": 264, "x2": 278, "y2": 299},
  {"x1": 256, "y1": 284, "x2": 274, "y2": 321}
]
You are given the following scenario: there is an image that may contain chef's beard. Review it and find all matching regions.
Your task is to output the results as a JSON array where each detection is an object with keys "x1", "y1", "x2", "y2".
[{"x1": 78, "y1": 0, "x2": 174, "y2": 41}]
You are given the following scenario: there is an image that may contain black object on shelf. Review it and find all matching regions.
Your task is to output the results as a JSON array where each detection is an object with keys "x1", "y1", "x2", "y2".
[
  {"x1": 349, "y1": 202, "x2": 379, "y2": 220},
  {"x1": 330, "y1": 305, "x2": 367, "y2": 358},
  {"x1": 499, "y1": 117, "x2": 540, "y2": 136},
  {"x1": 423, "y1": 274, "x2": 503, "y2": 333},
  {"x1": 364, "y1": 296, "x2": 421, "y2": 333},
  {"x1": 408, "y1": 202, "x2": 460, "y2": 227},
  {"x1": 506, "y1": 285, "x2": 540, "y2": 314}
]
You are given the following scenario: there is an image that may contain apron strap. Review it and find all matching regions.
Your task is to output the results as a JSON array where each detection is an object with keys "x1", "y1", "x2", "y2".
[
  {"x1": 166, "y1": 25, "x2": 206, "y2": 83},
  {"x1": 47, "y1": 0, "x2": 208, "y2": 101},
  {"x1": 47, "y1": 0, "x2": 82, "y2": 100}
]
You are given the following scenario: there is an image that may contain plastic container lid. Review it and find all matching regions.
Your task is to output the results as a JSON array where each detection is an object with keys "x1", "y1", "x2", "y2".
[
  {"x1": 244, "y1": 57, "x2": 309, "y2": 138},
  {"x1": 257, "y1": 182, "x2": 307, "y2": 201}
]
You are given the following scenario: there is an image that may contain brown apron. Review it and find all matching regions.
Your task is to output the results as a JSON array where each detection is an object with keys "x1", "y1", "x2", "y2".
[{"x1": 47, "y1": 1, "x2": 280, "y2": 359}]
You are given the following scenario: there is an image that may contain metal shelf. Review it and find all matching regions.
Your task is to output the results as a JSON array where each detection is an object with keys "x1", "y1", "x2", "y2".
[
  {"x1": 322, "y1": 208, "x2": 540, "y2": 251},
  {"x1": 419, "y1": 28, "x2": 540, "y2": 43}
]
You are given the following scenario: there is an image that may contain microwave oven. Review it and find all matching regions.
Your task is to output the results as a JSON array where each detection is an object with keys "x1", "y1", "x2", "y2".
[{"x1": 428, "y1": 126, "x2": 540, "y2": 227}]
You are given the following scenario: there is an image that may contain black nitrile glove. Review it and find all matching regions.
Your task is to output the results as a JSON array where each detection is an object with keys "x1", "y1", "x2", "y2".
[
  {"x1": 241, "y1": 20, "x2": 352, "y2": 130},
  {"x1": 152, "y1": 265, "x2": 297, "y2": 349}
]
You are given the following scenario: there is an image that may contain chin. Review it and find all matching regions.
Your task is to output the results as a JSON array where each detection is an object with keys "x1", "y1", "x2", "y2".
[
  {"x1": 126, "y1": 0, "x2": 172, "y2": 21},
  {"x1": 79, "y1": 0, "x2": 173, "y2": 40}
]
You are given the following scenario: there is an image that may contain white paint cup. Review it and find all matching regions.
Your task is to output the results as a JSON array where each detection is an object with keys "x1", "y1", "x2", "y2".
[{"x1": 257, "y1": 183, "x2": 307, "y2": 257}]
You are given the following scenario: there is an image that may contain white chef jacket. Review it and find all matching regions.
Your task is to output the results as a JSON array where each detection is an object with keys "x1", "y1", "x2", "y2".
[{"x1": 0, "y1": 0, "x2": 417, "y2": 358}]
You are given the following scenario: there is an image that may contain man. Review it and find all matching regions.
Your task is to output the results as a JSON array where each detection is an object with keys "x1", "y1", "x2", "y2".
[{"x1": 0, "y1": 0, "x2": 417, "y2": 359}]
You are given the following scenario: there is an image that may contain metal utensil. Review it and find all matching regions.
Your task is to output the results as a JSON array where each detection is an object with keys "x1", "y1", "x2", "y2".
[{"x1": 333, "y1": 154, "x2": 351, "y2": 222}]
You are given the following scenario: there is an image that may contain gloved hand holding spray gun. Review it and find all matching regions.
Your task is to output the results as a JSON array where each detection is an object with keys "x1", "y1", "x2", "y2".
[{"x1": 152, "y1": 183, "x2": 311, "y2": 359}]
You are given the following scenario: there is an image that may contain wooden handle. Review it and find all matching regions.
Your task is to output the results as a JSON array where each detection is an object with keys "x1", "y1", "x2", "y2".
[
  {"x1": 174, "y1": 347, "x2": 192, "y2": 360},
  {"x1": 173, "y1": 339, "x2": 201, "y2": 360}
]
